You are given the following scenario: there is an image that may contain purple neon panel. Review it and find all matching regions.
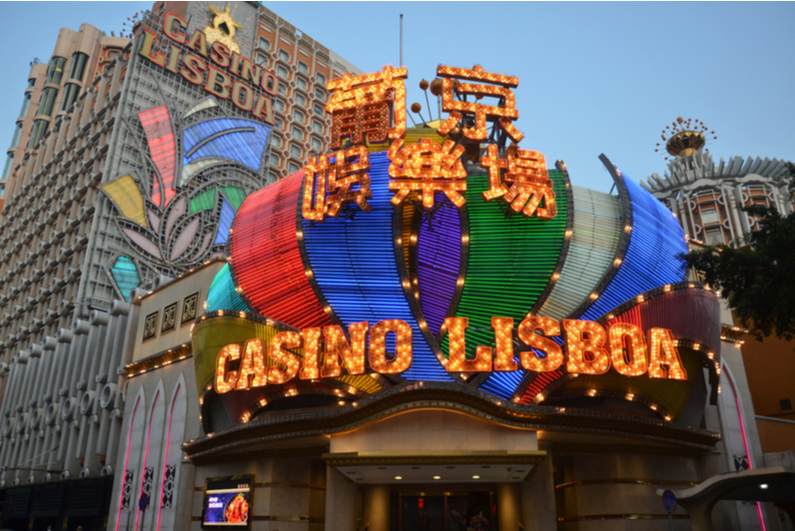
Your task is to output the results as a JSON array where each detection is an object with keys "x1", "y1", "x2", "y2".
[{"x1": 417, "y1": 193, "x2": 462, "y2": 336}]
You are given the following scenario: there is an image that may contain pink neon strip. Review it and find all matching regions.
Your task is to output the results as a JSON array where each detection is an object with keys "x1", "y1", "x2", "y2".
[
  {"x1": 156, "y1": 383, "x2": 181, "y2": 531},
  {"x1": 115, "y1": 394, "x2": 142, "y2": 531},
  {"x1": 724, "y1": 367, "x2": 766, "y2": 531},
  {"x1": 135, "y1": 389, "x2": 161, "y2": 531}
]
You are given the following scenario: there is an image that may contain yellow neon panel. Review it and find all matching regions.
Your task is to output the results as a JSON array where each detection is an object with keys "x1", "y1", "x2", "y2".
[{"x1": 102, "y1": 174, "x2": 148, "y2": 227}]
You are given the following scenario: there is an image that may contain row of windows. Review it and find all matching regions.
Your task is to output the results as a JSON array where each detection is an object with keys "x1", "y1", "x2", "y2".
[
  {"x1": 1, "y1": 153, "x2": 12, "y2": 181},
  {"x1": 68, "y1": 53, "x2": 89, "y2": 82},
  {"x1": 28, "y1": 119, "x2": 49, "y2": 148},
  {"x1": 19, "y1": 92, "x2": 31, "y2": 118},
  {"x1": 10, "y1": 123, "x2": 22, "y2": 148},
  {"x1": 60, "y1": 83, "x2": 81, "y2": 112},
  {"x1": 37, "y1": 87, "x2": 58, "y2": 117},
  {"x1": 46, "y1": 57, "x2": 66, "y2": 85},
  {"x1": 254, "y1": 46, "x2": 327, "y2": 86},
  {"x1": 269, "y1": 136, "x2": 324, "y2": 165}
]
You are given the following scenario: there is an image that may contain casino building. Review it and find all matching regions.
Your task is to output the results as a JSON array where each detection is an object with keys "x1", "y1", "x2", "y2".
[{"x1": 0, "y1": 3, "x2": 792, "y2": 531}]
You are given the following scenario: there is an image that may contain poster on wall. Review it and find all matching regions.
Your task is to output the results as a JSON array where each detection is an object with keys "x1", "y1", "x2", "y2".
[{"x1": 202, "y1": 475, "x2": 252, "y2": 527}]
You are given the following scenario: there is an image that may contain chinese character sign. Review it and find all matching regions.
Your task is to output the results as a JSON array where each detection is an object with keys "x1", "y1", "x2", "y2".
[
  {"x1": 481, "y1": 144, "x2": 556, "y2": 219},
  {"x1": 302, "y1": 145, "x2": 372, "y2": 221},
  {"x1": 300, "y1": 62, "x2": 556, "y2": 221},
  {"x1": 325, "y1": 66, "x2": 408, "y2": 149},
  {"x1": 436, "y1": 65, "x2": 524, "y2": 144},
  {"x1": 388, "y1": 138, "x2": 467, "y2": 209}
]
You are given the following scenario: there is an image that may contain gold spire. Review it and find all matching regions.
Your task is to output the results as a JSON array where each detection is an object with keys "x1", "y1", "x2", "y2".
[
  {"x1": 654, "y1": 117, "x2": 717, "y2": 160},
  {"x1": 204, "y1": 4, "x2": 244, "y2": 54}
]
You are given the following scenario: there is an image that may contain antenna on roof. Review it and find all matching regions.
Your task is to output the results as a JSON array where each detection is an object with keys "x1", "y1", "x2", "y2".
[{"x1": 400, "y1": 14, "x2": 403, "y2": 66}]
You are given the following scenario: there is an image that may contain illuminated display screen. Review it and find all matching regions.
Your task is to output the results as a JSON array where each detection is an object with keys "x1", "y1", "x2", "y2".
[{"x1": 202, "y1": 476, "x2": 252, "y2": 527}]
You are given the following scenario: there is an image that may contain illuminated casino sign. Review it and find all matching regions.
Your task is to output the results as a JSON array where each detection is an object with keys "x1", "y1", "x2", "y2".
[
  {"x1": 213, "y1": 317, "x2": 687, "y2": 393},
  {"x1": 138, "y1": 12, "x2": 276, "y2": 124},
  {"x1": 191, "y1": 63, "x2": 723, "y2": 427}
]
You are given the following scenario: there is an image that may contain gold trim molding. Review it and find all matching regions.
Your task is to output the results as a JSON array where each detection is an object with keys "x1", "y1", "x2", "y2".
[{"x1": 323, "y1": 450, "x2": 547, "y2": 468}]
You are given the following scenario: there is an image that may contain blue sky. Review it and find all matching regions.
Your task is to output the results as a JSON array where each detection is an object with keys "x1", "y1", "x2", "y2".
[{"x1": 1, "y1": 2, "x2": 793, "y2": 193}]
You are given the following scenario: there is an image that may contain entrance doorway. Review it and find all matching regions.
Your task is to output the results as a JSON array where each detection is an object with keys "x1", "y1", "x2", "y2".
[{"x1": 390, "y1": 490, "x2": 496, "y2": 530}]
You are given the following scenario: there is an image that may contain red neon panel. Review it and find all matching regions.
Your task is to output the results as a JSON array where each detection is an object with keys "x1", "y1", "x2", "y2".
[
  {"x1": 138, "y1": 105, "x2": 177, "y2": 207},
  {"x1": 229, "y1": 171, "x2": 331, "y2": 329},
  {"x1": 519, "y1": 288, "x2": 721, "y2": 404},
  {"x1": 603, "y1": 289, "x2": 721, "y2": 354}
]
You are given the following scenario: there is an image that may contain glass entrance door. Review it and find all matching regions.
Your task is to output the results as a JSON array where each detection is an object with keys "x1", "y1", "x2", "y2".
[{"x1": 390, "y1": 490, "x2": 495, "y2": 531}]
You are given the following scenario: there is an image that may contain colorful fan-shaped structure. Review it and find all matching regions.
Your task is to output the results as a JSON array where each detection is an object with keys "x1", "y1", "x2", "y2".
[{"x1": 194, "y1": 139, "x2": 722, "y2": 433}]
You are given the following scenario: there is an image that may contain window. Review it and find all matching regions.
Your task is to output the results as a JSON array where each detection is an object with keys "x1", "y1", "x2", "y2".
[
  {"x1": 271, "y1": 135, "x2": 282, "y2": 148},
  {"x1": 314, "y1": 103, "x2": 325, "y2": 117},
  {"x1": 316, "y1": 72, "x2": 326, "y2": 85},
  {"x1": 269, "y1": 153, "x2": 280, "y2": 166},
  {"x1": 315, "y1": 87, "x2": 326, "y2": 101},
  {"x1": 1, "y1": 153, "x2": 12, "y2": 180},
  {"x1": 28, "y1": 120, "x2": 48, "y2": 148},
  {"x1": 278, "y1": 83, "x2": 287, "y2": 96},
  {"x1": 295, "y1": 93, "x2": 306, "y2": 107},
  {"x1": 46, "y1": 57, "x2": 66, "y2": 84},
  {"x1": 311, "y1": 137, "x2": 322, "y2": 151},
  {"x1": 37, "y1": 87, "x2": 58, "y2": 116},
  {"x1": 27, "y1": 78, "x2": 35, "y2": 88},
  {"x1": 60, "y1": 83, "x2": 80, "y2": 112},
  {"x1": 291, "y1": 126, "x2": 304, "y2": 141},
  {"x1": 274, "y1": 116, "x2": 283, "y2": 129},
  {"x1": 274, "y1": 98, "x2": 285, "y2": 113},
  {"x1": 288, "y1": 162, "x2": 301, "y2": 173},
  {"x1": 258, "y1": 37, "x2": 271, "y2": 51},
  {"x1": 700, "y1": 208, "x2": 719, "y2": 224},
  {"x1": 312, "y1": 119, "x2": 324, "y2": 134},
  {"x1": 68, "y1": 52, "x2": 88, "y2": 81},
  {"x1": 19, "y1": 93, "x2": 31, "y2": 118},
  {"x1": 297, "y1": 61, "x2": 309, "y2": 74},
  {"x1": 293, "y1": 109, "x2": 304, "y2": 123},
  {"x1": 279, "y1": 49, "x2": 290, "y2": 63},
  {"x1": 704, "y1": 228, "x2": 723, "y2": 245},
  {"x1": 276, "y1": 65, "x2": 289, "y2": 80},
  {"x1": 296, "y1": 77, "x2": 308, "y2": 91},
  {"x1": 0, "y1": 182, "x2": 4, "y2": 199},
  {"x1": 269, "y1": 170, "x2": 280, "y2": 181},
  {"x1": 256, "y1": 53, "x2": 269, "y2": 67},
  {"x1": 781, "y1": 398, "x2": 793, "y2": 411},
  {"x1": 290, "y1": 144, "x2": 302, "y2": 158},
  {"x1": 11, "y1": 122, "x2": 23, "y2": 148}
]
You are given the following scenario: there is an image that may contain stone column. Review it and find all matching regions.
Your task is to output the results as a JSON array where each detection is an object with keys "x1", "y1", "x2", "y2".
[
  {"x1": 521, "y1": 454, "x2": 556, "y2": 531},
  {"x1": 325, "y1": 466, "x2": 358, "y2": 531},
  {"x1": 497, "y1": 482, "x2": 521, "y2": 531},
  {"x1": 361, "y1": 484, "x2": 390, "y2": 531}
]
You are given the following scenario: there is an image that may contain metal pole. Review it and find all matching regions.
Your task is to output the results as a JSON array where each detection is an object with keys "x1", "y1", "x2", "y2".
[
  {"x1": 400, "y1": 14, "x2": 403, "y2": 66},
  {"x1": 668, "y1": 512, "x2": 674, "y2": 531}
]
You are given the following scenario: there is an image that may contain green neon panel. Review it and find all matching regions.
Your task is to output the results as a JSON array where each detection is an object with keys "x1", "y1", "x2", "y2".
[
  {"x1": 442, "y1": 170, "x2": 569, "y2": 357},
  {"x1": 222, "y1": 186, "x2": 247, "y2": 210},
  {"x1": 190, "y1": 189, "x2": 216, "y2": 213}
]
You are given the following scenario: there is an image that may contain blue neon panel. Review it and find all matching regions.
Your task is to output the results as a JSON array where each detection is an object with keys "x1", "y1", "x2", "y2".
[
  {"x1": 479, "y1": 370, "x2": 527, "y2": 400},
  {"x1": 578, "y1": 169, "x2": 687, "y2": 321},
  {"x1": 215, "y1": 197, "x2": 236, "y2": 245},
  {"x1": 207, "y1": 263, "x2": 251, "y2": 313},
  {"x1": 302, "y1": 151, "x2": 453, "y2": 382},
  {"x1": 111, "y1": 256, "x2": 141, "y2": 302},
  {"x1": 182, "y1": 118, "x2": 270, "y2": 172}
]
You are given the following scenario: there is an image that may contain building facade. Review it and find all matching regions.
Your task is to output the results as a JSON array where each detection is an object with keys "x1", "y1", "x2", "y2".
[
  {"x1": 0, "y1": 24, "x2": 127, "y2": 211},
  {"x1": 643, "y1": 121, "x2": 795, "y2": 506},
  {"x1": 0, "y1": 2, "x2": 361, "y2": 528}
]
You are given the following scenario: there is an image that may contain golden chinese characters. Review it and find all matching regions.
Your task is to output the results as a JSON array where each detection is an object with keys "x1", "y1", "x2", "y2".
[
  {"x1": 481, "y1": 144, "x2": 557, "y2": 219},
  {"x1": 388, "y1": 137, "x2": 467, "y2": 209},
  {"x1": 326, "y1": 66, "x2": 408, "y2": 149},
  {"x1": 436, "y1": 65, "x2": 524, "y2": 143}
]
